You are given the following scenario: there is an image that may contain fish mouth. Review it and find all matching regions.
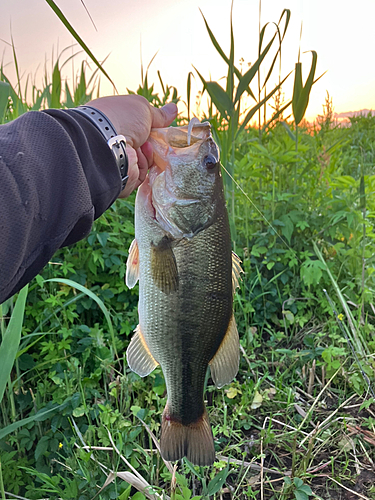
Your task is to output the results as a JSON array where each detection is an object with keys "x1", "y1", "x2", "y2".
[{"x1": 149, "y1": 120, "x2": 212, "y2": 172}]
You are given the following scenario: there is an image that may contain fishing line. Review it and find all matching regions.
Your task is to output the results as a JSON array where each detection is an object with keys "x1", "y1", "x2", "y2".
[
  {"x1": 323, "y1": 289, "x2": 375, "y2": 399},
  {"x1": 221, "y1": 163, "x2": 299, "y2": 260}
]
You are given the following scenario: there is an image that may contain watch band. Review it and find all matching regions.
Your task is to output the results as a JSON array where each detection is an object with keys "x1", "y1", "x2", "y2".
[{"x1": 74, "y1": 105, "x2": 129, "y2": 191}]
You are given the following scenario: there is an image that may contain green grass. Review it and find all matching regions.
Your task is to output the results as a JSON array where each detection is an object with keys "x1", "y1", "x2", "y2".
[{"x1": 1, "y1": 6, "x2": 375, "y2": 499}]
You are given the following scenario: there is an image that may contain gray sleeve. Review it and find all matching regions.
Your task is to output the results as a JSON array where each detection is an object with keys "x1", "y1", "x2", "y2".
[{"x1": 0, "y1": 109, "x2": 122, "y2": 303}]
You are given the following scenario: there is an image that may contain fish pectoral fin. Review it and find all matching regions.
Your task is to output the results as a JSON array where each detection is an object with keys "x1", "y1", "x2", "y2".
[
  {"x1": 126, "y1": 325, "x2": 159, "y2": 377},
  {"x1": 126, "y1": 239, "x2": 140, "y2": 289},
  {"x1": 209, "y1": 314, "x2": 239, "y2": 389},
  {"x1": 151, "y1": 235, "x2": 179, "y2": 294},
  {"x1": 232, "y1": 251, "x2": 243, "y2": 293}
]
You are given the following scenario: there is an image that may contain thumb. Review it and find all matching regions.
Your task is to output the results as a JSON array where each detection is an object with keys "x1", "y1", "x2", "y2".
[{"x1": 150, "y1": 102, "x2": 178, "y2": 128}]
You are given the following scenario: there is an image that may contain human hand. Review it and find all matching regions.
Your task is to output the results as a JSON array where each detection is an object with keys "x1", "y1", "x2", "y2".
[{"x1": 87, "y1": 95, "x2": 178, "y2": 197}]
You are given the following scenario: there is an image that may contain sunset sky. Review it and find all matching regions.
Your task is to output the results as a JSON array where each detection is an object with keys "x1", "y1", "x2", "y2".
[{"x1": 1, "y1": 0, "x2": 374, "y2": 122}]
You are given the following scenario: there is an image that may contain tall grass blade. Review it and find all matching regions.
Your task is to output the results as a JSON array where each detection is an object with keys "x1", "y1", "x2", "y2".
[
  {"x1": 50, "y1": 61, "x2": 62, "y2": 108},
  {"x1": 0, "y1": 81, "x2": 10, "y2": 122},
  {"x1": 187, "y1": 71, "x2": 193, "y2": 120},
  {"x1": 0, "y1": 285, "x2": 28, "y2": 405},
  {"x1": 44, "y1": 0, "x2": 117, "y2": 91},
  {"x1": 65, "y1": 81, "x2": 75, "y2": 108},
  {"x1": 262, "y1": 25, "x2": 282, "y2": 88},
  {"x1": 226, "y1": 1, "x2": 235, "y2": 101},
  {"x1": 292, "y1": 50, "x2": 317, "y2": 125},
  {"x1": 10, "y1": 34, "x2": 21, "y2": 99},
  {"x1": 1, "y1": 72, "x2": 26, "y2": 119},
  {"x1": 313, "y1": 241, "x2": 368, "y2": 356},
  {"x1": 235, "y1": 33, "x2": 276, "y2": 103},
  {"x1": 278, "y1": 8, "x2": 291, "y2": 40},
  {"x1": 45, "y1": 278, "x2": 116, "y2": 355},
  {"x1": 74, "y1": 61, "x2": 88, "y2": 105},
  {"x1": 200, "y1": 9, "x2": 256, "y2": 101},
  {"x1": 237, "y1": 72, "x2": 291, "y2": 135},
  {"x1": 194, "y1": 68, "x2": 232, "y2": 118},
  {"x1": 323, "y1": 289, "x2": 375, "y2": 398},
  {"x1": 0, "y1": 403, "x2": 65, "y2": 440}
]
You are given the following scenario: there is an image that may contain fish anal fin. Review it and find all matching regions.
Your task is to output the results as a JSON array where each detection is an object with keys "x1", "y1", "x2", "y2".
[
  {"x1": 151, "y1": 235, "x2": 179, "y2": 294},
  {"x1": 232, "y1": 251, "x2": 243, "y2": 293},
  {"x1": 160, "y1": 404, "x2": 215, "y2": 466},
  {"x1": 126, "y1": 239, "x2": 140, "y2": 289},
  {"x1": 209, "y1": 314, "x2": 239, "y2": 389},
  {"x1": 126, "y1": 325, "x2": 159, "y2": 377}
]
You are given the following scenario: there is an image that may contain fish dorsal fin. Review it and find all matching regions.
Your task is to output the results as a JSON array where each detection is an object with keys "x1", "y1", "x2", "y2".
[
  {"x1": 151, "y1": 236, "x2": 179, "y2": 294},
  {"x1": 209, "y1": 314, "x2": 239, "y2": 388},
  {"x1": 232, "y1": 251, "x2": 243, "y2": 293},
  {"x1": 126, "y1": 239, "x2": 140, "y2": 289},
  {"x1": 126, "y1": 324, "x2": 159, "y2": 377}
]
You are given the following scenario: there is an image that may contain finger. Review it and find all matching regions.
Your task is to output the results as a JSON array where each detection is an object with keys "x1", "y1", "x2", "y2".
[
  {"x1": 118, "y1": 146, "x2": 138, "y2": 198},
  {"x1": 140, "y1": 141, "x2": 153, "y2": 168},
  {"x1": 136, "y1": 147, "x2": 149, "y2": 184},
  {"x1": 150, "y1": 102, "x2": 178, "y2": 128}
]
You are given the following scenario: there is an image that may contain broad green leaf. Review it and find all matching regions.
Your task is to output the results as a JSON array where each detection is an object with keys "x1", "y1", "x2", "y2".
[
  {"x1": 207, "y1": 464, "x2": 229, "y2": 496},
  {"x1": 280, "y1": 214, "x2": 294, "y2": 243},
  {"x1": 0, "y1": 285, "x2": 28, "y2": 404},
  {"x1": 0, "y1": 81, "x2": 10, "y2": 122},
  {"x1": 45, "y1": 0, "x2": 117, "y2": 90},
  {"x1": 294, "y1": 491, "x2": 309, "y2": 500},
  {"x1": 299, "y1": 484, "x2": 313, "y2": 495},
  {"x1": 45, "y1": 278, "x2": 116, "y2": 355},
  {"x1": 251, "y1": 390, "x2": 263, "y2": 409},
  {"x1": 35, "y1": 436, "x2": 50, "y2": 461},
  {"x1": 300, "y1": 259, "x2": 325, "y2": 286},
  {"x1": 293, "y1": 478, "x2": 304, "y2": 488}
]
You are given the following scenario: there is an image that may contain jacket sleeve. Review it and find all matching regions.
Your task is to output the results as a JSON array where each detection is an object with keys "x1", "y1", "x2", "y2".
[{"x1": 0, "y1": 109, "x2": 122, "y2": 304}]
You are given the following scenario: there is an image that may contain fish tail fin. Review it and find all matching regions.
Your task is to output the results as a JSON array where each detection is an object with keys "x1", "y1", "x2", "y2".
[{"x1": 160, "y1": 404, "x2": 215, "y2": 466}]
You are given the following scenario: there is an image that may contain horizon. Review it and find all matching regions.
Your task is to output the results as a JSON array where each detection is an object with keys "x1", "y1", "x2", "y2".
[{"x1": 1, "y1": 0, "x2": 375, "y2": 122}]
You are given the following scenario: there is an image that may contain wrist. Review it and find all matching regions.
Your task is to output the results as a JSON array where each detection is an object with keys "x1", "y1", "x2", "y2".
[{"x1": 73, "y1": 105, "x2": 129, "y2": 191}]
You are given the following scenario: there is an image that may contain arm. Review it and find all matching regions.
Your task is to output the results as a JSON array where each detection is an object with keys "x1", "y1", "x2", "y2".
[{"x1": 0, "y1": 97, "x2": 177, "y2": 303}]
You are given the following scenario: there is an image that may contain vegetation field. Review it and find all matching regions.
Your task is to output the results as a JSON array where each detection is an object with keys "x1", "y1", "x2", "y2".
[{"x1": 1, "y1": 5, "x2": 375, "y2": 500}]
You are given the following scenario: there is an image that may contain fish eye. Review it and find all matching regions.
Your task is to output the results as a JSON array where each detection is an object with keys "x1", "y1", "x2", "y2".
[{"x1": 203, "y1": 154, "x2": 218, "y2": 169}]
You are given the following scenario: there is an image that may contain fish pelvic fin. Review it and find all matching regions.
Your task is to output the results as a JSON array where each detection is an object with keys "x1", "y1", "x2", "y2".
[
  {"x1": 126, "y1": 239, "x2": 139, "y2": 289},
  {"x1": 209, "y1": 314, "x2": 239, "y2": 389},
  {"x1": 160, "y1": 404, "x2": 215, "y2": 467},
  {"x1": 232, "y1": 251, "x2": 243, "y2": 293},
  {"x1": 151, "y1": 235, "x2": 179, "y2": 294},
  {"x1": 126, "y1": 325, "x2": 159, "y2": 377}
]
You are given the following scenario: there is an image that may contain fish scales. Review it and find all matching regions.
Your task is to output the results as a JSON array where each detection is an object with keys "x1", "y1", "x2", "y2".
[{"x1": 126, "y1": 122, "x2": 241, "y2": 466}]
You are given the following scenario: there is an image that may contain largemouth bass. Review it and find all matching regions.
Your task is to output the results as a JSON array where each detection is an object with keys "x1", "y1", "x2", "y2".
[{"x1": 125, "y1": 121, "x2": 242, "y2": 466}]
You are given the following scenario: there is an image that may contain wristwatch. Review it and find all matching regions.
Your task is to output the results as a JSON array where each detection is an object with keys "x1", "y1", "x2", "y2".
[{"x1": 74, "y1": 105, "x2": 129, "y2": 191}]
